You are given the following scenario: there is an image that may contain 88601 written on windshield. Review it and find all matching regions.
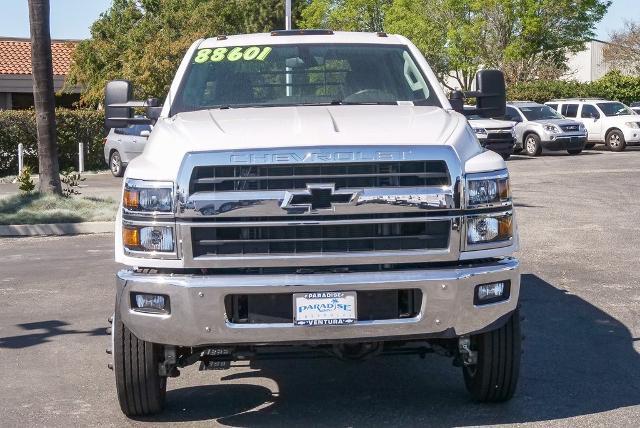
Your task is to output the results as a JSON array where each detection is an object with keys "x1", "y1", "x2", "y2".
[{"x1": 171, "y1": 44, "x2": 441, "y2": 114}]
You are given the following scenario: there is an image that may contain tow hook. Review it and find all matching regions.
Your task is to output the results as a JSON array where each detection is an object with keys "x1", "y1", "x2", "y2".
[
  {"x1": 160, "y1": 346, "x2": 180, "y2": 377},
  {"x1": 458, "y1": 336, "x2": 477, "y2": 366}
]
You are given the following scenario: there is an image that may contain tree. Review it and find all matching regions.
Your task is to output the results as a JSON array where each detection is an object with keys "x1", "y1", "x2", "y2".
[
  {"x1": 603, "y1": 21, "x2": 640, "y2": 75},
  {"x1": 300, "y1": 0, "x2": 391, "y2": 32},
  {"x1": 67, "y1": 0, "x2": 304, "y2": 106},
  {"x1": 302, "y1": 0, "x2": 610, "y2": 89},
  {"x1": 28, "y1": 0, "x2": 62, "y2": 195},
  {"x1": 385, "y1": 0, "x2": 483, "y2": 90},
  {"x1": 477, "y1": 0, "x2": 611, "y2": 84}
]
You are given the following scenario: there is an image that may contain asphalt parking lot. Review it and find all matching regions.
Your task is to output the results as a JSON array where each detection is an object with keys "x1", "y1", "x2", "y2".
[{"x1": 0, "y1": 149, "x2": 639, "y2": 427}]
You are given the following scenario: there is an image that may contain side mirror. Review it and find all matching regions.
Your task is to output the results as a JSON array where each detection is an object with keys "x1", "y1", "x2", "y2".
[
  {"x1": 453, "y1": 70, "x2": 507, "y2": 119},
  {"x1": 104, "y1": 81, "x2": 162, "y2": 129},
  {"x1": 105, "y1": 80, "x2": 134, "y2": 129},
  {"x1": 449, "y1": 90, "x2": 464, "y2": 113},
  {"x1": 474, "y1": 69, "x2": 506, "y2": 118}
]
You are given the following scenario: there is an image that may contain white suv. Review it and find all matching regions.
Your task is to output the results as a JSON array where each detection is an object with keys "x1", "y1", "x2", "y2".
[{"x1": 545, "y1": 99, "x2": 640, "y2": 152}]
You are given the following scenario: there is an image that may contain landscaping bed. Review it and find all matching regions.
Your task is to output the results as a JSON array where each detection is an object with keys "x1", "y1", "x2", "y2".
[{"x1": 0, "y1": 193, "x2": 117, "y2": 225}]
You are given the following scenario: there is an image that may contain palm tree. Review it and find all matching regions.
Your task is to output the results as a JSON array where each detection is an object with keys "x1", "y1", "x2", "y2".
[{"x1": 28, "y1": 0, "x2": 62, "y2": 195}]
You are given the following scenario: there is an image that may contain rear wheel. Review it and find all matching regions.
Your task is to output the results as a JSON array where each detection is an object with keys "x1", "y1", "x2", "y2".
[
  {"x1": 113, "y1": 311, "x2": 167, "y2": 417},
  {"x1": 523, "y1": 134, "x2": 541, "y2": 156},
  {"x1": 462, "y1": 309, "x2": 521, "y2": 402},
  {"x1": 567, "y1": 149, "x2": 582, "y2": 155},
  {"x1": 110, "y1": 151, "x2": 124, "y2": 177},
  {"x1": 606, "y1": 130, "x2": 626, "y2": 152}
]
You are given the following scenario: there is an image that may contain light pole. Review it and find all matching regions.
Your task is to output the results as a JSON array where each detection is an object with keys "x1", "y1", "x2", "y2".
[
  {"x1": 285, "y1": 0, "x2": 292, "y2": 96},
  {"x1": 286, "y1": 0, "x2": 292, "y2": 30}
]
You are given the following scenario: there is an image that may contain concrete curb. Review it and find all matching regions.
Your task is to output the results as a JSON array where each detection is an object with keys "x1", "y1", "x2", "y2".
[{"x1": 0, "y1": 221, "x2": 114, "y2": 237}]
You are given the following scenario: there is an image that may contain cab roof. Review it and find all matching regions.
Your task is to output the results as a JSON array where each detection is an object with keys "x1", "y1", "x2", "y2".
[{"x1": 197, "y1": 31, "x2": 407, "y2": 49}]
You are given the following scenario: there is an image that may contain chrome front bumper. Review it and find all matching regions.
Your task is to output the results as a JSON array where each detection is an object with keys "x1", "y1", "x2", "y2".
[{"x1": 116, "y1": 258, "x2": 520, "y2": 347}]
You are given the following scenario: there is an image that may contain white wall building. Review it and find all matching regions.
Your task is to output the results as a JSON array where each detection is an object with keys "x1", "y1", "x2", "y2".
[{"x1": 564, "y1": 39, "x2": 616, "y2": 82}]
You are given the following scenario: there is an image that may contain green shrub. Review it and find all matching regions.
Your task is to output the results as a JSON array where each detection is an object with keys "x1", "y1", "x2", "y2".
[
  {"x1": 17, "y1": 166, "x2": 36, "y2": 193},
  {"x1": 507, "y1": 71, "x2": 640, "y2": 105},
  {"x1": 0, "y1": 109, "x2": 105, "y2": 176},
  {"x1": 60, "y1": 168, "x2": 86, "y2": 197}
]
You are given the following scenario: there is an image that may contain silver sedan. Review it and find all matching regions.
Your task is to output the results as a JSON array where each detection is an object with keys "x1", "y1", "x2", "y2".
[{"x1": 103, "y1": 124, "x2": 151, "y2": 177}]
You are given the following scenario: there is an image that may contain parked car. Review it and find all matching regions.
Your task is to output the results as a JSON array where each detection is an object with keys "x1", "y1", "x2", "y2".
[
  {"x1": 465, "y1": 112, "x2": 516, "y2": 160},
  {"x1": 103, "y1": 123, "x2": 152, "y2": 176},
  {"x1": 545, "y1": 99, "x2": 640, "y2": 152},
  {"x1": 104, "y1": 31, "x2": 522, "y2": 416},
  {"x1": 504, "y1": 102, "x2": 586, "y2": 156}
]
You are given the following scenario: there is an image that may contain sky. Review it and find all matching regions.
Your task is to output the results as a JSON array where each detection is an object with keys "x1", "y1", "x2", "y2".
[{"x1": 0, "y1": 0, "x2": 635, "y2": 41}]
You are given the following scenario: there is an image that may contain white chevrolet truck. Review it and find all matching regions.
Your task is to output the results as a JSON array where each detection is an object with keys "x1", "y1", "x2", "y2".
[{"x1": 105, "y1": 30, "x2": 521, "y2": 416}]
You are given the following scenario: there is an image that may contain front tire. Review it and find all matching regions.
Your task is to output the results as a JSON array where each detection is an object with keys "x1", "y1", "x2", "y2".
[
  {"x1": 462, "y1": 309, "x2": 521, "y2": 402},
  {"x1": 113, "y1": 311, "x2": 167, "y2": 417},
  {"x1": 606, "y1": 130, "x2": 626, "y2": 152},
  {"x1": 523, "y1": 134, "x2": 542, "y2": 156}
]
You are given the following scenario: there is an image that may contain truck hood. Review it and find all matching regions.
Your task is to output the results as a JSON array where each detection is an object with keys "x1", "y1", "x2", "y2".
[{"x1": 129, "y1": 105, "x2": 493, "y2": 181}]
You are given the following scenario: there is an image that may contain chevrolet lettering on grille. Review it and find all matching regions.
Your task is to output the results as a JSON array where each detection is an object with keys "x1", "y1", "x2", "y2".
[{"x1": 281, "y1": 184, "x2": 359, "y2": 213}]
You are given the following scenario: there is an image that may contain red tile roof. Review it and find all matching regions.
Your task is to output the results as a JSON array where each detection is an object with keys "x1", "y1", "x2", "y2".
[{"x1": 0, "y1": 38, "x2": 78, "y2": 76}]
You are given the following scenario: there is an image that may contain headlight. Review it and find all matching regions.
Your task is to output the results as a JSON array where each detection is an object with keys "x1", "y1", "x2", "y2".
[
  {"x1": 123, "y1": 225, "x2": 175, "y2": 253},
  {"x1": 123, "y1": 179, "x2": 173, "y2": 213},
  {"x1": 467, "y1": 213, "x2": 513, "y2": 245},
  {"x1": 466, "y1": 170, "x2": 511, "y2": 208},
  {"x1": 543, "y1": 124, "x2": 561, "y2": 133},
  {"x1": 624, "y1": 122, "x2": 639, "y2": 129}
]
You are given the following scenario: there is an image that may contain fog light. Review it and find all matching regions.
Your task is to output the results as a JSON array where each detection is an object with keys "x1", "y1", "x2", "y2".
[
  {"x1": 131, "y1": 293, "x2": 169, "y2": 313},
  {"x1": 474, "y1": 281, "x2": 510, "y2": 305}
]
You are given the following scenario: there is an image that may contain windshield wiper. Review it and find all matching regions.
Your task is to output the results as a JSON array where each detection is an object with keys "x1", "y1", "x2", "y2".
[{"x1": 330, "y1": 99, "x2": 397, "y2": 106}]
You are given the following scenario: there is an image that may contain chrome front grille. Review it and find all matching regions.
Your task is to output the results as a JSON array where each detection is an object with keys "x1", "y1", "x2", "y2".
[
  {"x1": 190, "y1": 161, "x2": 450, "y2": 193},
  {"x1": 191, "y1": 219, "x2": 451, "y2": 257},
  {"x1": 560, "y1": 124, "x2": 580, "y2": 132},
  {"x1": 486, "y1": 129, "x2": 513, "y2": 142},
  {"x1": 176, "y1": 146, "x2": 463, "y2": 268}
]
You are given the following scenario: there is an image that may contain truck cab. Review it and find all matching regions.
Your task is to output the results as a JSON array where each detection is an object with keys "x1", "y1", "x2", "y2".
[{"x1": 105, "y1": 30, "x2": 521, "y2": 416}]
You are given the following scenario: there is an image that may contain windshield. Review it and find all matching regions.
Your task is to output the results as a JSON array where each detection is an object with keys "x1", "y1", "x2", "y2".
[
  {"x1": 519, "y1": 105, "x2": 563, "y2": 120},
  {"x1": 596, "y1": 102, "x2": 634, "y2": 116},
  {"x1": 172, "y1": 43, "x2": 440, "y2": 114}
]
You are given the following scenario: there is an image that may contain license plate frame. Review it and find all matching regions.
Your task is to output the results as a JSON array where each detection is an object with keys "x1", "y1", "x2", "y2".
[{"x1": 293, "y1": 291, "x2": 357, "y2": 326}]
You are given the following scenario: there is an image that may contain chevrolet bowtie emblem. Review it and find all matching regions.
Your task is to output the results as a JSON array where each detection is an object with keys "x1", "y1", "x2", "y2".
[{"x1": 281, "y1": 184, "x2": 358, "y2": 213}]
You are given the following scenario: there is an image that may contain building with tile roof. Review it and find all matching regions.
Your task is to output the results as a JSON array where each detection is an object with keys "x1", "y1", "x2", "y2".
[{"x1": 0, "y1": 37, "x2": 80, "y2": 109}]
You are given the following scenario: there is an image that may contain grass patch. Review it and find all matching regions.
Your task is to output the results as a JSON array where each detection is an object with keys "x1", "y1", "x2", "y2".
[{"x1": 0, "y1": 193, "x2": 118, "y2": 225}]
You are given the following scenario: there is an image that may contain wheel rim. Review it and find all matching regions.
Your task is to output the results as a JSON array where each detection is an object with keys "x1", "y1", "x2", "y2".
[
  {"x1": 609, "y1": 134, "x2": 621, "y2": 148},
  {"x1": 111, "y1": 154, "x2": 121, "y2": 174},
  {"x1": 526, "y1": 137, "x2": 536, "y2": 153}
]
